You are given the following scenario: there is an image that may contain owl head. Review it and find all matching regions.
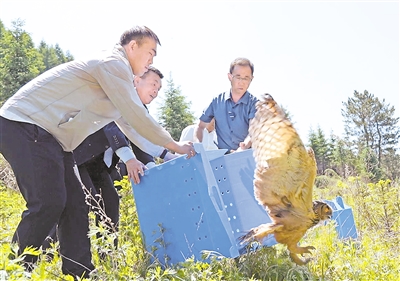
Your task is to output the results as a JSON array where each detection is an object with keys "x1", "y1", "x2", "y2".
[{"x1": 313, "y1": 200, "x2": 333, "y2": 220}]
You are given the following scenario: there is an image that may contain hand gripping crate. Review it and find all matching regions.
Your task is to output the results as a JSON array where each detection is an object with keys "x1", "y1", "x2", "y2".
[{"x1": 132, "y1": 144, "x2": 357, "y2": 265}]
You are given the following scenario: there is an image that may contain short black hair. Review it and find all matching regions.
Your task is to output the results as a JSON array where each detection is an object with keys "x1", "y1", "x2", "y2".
[
  {"x1": 142, "y1": 66, "x2": 164, "y2": 79},
  {"x1": 119, "y1": 25, "x2": 161, "y2": 46}
]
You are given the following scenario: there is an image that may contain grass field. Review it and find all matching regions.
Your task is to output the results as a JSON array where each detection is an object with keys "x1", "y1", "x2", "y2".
[{"x1": 0, "y1": 162, "x2": 399, "y2": 280}]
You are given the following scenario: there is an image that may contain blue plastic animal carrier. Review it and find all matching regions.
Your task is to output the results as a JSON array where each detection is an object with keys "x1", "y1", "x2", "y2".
[{"x1": 132, "y1": 144, "x2": 357, "y2": 265}]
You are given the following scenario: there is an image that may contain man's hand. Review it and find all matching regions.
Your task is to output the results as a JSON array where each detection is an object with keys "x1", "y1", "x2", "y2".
[
  {"x1": 233, "y1": 136, "x2": 252, "y2": 153},
  {"x1": 165, "y1": 141, "x2": 197, "y2": 159},
  {"x1": 125, "y1": 158, "x2": 147, "y2": 184},
  {"x1": 177, "y1": 141, "x2": 197, "y2": 159}
]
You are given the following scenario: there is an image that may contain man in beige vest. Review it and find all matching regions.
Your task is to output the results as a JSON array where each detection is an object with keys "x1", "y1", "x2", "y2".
[{"x1": 0, "y1": 26, "x2": 195, "y2": 278}]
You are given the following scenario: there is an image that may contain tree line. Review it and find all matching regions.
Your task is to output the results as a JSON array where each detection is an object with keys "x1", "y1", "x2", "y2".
[
  {"x1": 1, "y1": 19, "x2": 399, "y2": 183},
  {"x1": 0, "y1": 19, "x2": 74, "y2": 105},
  {"x1": 0, "y1": 19, "x2": 194, "y2": 141},
  {"x1": 308, "y1": 90, "x2": 400, "y2": 182}
]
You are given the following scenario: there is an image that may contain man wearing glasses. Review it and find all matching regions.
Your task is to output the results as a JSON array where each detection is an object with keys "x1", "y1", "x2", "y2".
[{"x1": 195, "y1": 57, "x2": 258, "y2": 153}]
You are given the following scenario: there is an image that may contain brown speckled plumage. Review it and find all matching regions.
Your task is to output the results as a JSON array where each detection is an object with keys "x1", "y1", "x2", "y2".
[{"x1": 239, "y1": 93, "x2": 332, "y2": 265}]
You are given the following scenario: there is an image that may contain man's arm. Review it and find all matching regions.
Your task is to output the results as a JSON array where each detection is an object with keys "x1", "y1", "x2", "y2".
[
  {"x1": 195, "y1": 120, "x2": 208, "y2": 142},
  {"x1": 95, "y1": 59, "x2": 174, "y2": 147},
  {"x1": 115, "y1": 117, "x2": 195, "y2": 158},
  {"x1": 103, "y1": 122, "x2": 147, "y2": 184},
  {"x1": 103, "y1": 122, "x2": 134, "y2": 162}
]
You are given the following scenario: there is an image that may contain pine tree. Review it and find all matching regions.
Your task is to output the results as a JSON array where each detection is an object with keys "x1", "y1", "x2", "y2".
[
  {"x1": 330, "y1": 135, "x2": 357, "y2": 178},
  {"x1": 341, "y1": 90, "x2": 400, "y2": 180},
  {"x1": 38, "y1": 40, "x2": 59, "y2": 71},
  {"x1": 0, "y1": 20, "x2": 74, "y2": 104},
  {"x1": 157, "y1": 75, "x2": 195, "y2": 140},
  {"x1": 0, "y1": 19, "x2": 44, "y2": 104},
  {"x1": 308, "y1": 126, "x2": 330, "y2": 174},
  {"x1": 38, "y1": 41, "x2": 74, "y2": 72}
]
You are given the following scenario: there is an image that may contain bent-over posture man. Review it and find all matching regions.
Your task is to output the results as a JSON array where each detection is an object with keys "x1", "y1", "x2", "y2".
[
  {"x1": 0, "y1": 26, "x2": 195, "y2": 278},
  {"x1": 73, "y1": 66, "x2": 176, "y2": 249}
]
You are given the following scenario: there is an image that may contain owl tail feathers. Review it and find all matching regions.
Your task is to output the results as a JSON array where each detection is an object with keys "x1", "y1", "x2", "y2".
[{"x1": 238, "y1": 223, "x2": 283, "y2": 244}]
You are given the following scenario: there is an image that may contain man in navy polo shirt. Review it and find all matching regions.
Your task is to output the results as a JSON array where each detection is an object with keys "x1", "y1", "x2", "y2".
[{"x1": 195, "y1": 57, "x2": 258, "y2": 153}]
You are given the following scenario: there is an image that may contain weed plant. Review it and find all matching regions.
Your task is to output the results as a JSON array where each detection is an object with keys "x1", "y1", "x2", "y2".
[{"x1": 0, "y1": 163, "x2": 399, "y2": 280}]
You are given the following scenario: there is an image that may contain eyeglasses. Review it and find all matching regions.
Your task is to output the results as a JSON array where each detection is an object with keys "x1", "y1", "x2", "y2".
[
  {"x1": 230, "y1": 75, "x2": 252, "y2": 83},
  {"x1": 228, "y1": 111, "x2": 235, "y2": 120}
]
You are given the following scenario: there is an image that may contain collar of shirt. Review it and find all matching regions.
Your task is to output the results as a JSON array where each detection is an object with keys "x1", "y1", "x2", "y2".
[{"x1": 224, "y1": 90, "x2": 250, "y2": 105}]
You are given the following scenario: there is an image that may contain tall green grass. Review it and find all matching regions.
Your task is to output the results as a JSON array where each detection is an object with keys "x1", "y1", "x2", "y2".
[{"x1": 0, "y1": 174, "x2": 399, "y2": 280}]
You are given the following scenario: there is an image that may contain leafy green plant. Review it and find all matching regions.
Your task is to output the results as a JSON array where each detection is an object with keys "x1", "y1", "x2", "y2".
[{"x1": 1, "y1": 173, "x2": 399, "y2": 280}]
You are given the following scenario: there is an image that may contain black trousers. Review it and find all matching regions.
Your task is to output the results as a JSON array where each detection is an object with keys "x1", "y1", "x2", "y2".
[
  {"x1": 44, "y1": 155, "x2": 120, "y2": 255},
  {"x1": 78, "y1": 155, "x2": 120, "y2": 246},
  {"x1": 0, "y1": 117, "x2": 94, "y2": 277}
]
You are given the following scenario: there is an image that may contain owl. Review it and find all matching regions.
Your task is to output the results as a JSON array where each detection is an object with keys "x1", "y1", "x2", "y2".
[{"x1": 239, "y1": 93, "x2": 332, "y2": 265}]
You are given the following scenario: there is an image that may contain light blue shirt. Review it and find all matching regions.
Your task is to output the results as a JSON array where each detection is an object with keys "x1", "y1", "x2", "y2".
[{"x1": 200, "y1": 91, "x2": 258, "y2": 151}]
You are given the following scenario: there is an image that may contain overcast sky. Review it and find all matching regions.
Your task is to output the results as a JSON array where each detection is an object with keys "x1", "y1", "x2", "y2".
[{"x1": 1, "y1": 0, "x2": 398, "y2": 142}]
